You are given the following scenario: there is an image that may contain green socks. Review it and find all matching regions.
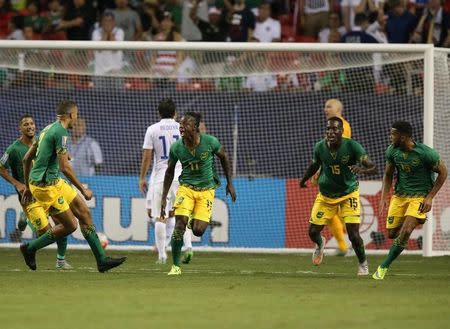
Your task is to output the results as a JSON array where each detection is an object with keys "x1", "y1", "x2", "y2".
[
  {"x1": 381, "y1": 238, "x2": 406, "y2": 269},
  {"x1": 171, "y1": 228, "x2": 185, "y2": 267},
  {"x1": 56, "y1": 236, "x2": 68, "y2": 260},
  {"x1": 81, "y1": 225, "x2": 106, "y2": 264},
  {"x1": 27, "y1": 230, "x2": 56, "y2": 252}
]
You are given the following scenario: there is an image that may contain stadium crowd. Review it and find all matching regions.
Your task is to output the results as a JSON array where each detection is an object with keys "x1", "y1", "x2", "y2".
[{"x1": 0, "y1": 0, "x2": 442, "y2": 92}]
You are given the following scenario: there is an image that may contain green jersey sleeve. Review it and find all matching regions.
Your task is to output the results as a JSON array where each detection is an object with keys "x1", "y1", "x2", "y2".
[
  {"x1": 385, "y1": 145, "x2": 395, "y2": 164},
  {"x1": 209, "y1": 135, "x2": 222, "y2": 154},
  {"x1": 54, "y1": 127, "x2": 68, "y2": 155},
  {"x1": 350, "y1": 140, "x2": 367, "y2": 162},
  {"x1": 312, "y1": 142, "x2": 322, "y2": 165},
  {"x1": 423, "y1": 146, "x2": 440, "y2": 170},
  {"x1": 169, "y1": 143, "x2": 179, "y2": 164},
  {"x1": 0, "y1": 147, "x2": 11, "y2": 169}
]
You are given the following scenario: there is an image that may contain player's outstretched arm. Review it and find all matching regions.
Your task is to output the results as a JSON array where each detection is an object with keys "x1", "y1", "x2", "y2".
[
  {"x1": 349, "y1": 156, "x2": 377, "y2": 175},
  {"x1": 0, "y1": 167, "x2": 25, "y2": 195},
  {"x1": 160, "y1": 158, "x2": 176, "y2": 219},
  {"x1": 420, "y1": 161, "x2": 448, "y2": 213},
  {"x1": 139, "y1": 149, "x2": 153, "y2": 195},
  {"x1": 58, "y1": 153, "x2": 92, "y2": 201},
  {"x1": 299, "y1": 161, "x2": 321, "y2": 187},
  {"x1": 379, "y1": 161, "x2": 395, "y2": 216},
  {"x1": 216, "y1": 147, "x2": 237, "y2": 202},
  {"x1": 22, "y1": 142, "x2": 38, "y2": 204}
]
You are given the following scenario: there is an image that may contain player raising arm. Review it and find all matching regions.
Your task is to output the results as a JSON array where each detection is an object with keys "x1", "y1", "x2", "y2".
[
  {"x1": 300, "y1": 117, "x2": 377, "y2": 275},
  {"x1": 160, "y1": 112, "x2": 236, "y2": 275},
  {"x1": 373, "y1": 121, "x2": 447, "y2": 280},
  {"x1": 20, "y1": 100, "x2": 126, "y2": 272}
]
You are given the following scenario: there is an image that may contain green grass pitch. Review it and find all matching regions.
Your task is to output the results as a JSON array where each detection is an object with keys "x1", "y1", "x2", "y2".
[{"x1": 0, "y1": 249, "x2": 449, "y2": 329}]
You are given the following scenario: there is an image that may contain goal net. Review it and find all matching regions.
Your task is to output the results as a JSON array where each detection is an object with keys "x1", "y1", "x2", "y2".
[{"x1": 0, "y1": 41, "x2": 448, "y2": 256}]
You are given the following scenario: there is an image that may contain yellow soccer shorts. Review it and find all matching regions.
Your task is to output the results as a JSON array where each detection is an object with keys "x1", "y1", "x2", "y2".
[
  {"x1": 386, "y1": 195, "x2": 427, "y2": 229},
  {"x1": 30, "y1": 179, "x2": 77, "y2": 216},
  {"x1": 310, "y1": 189, "x2": 361, "y2": 225},
  {"x1": 23, "y1": 201, "x2": 48, "y2": 231},
  {"x1": 174, "y1": 185, "x2": 215, "y2": 222}
]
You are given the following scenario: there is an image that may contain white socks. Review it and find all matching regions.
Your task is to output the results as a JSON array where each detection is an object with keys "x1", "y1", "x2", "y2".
[
  {"x1": 165, "y1": 217, "x2": 176, "y2": 247},
  {"x1": 154, "y1": 221, "x2": 166, "y2": 260},
  {"x1": 183, "y1": 227, "x2": 193, "y2": 250}
]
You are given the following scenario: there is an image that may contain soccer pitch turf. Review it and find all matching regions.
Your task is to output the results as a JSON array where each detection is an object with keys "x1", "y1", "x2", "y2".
[{"x1": 0, "y1": 249, "x2": 449, "y2": 329}]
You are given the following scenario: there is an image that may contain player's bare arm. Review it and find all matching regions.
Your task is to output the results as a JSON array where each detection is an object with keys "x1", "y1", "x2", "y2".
[
  {"x1": 299, "y1": 161, "x2": 321, "y2": 187},
  {"x1": 58, "y1": 152, "x2": 92, "y2": 201},
  {"x1": 0, "y1": 167, "x2": 25, "y2": 195},
  {"x1": 22, "y1": 141, "x2": 38, "y2": 204},
  {"x1": 379, "y1": 161, "x2": 395, "y2": 216},
  {"x1": 420, "y1": 161, "x2": 448, "y2": 213},
  {"x1": 216, "y1": 146, "x2": 237, "y2": 202},
  {"x1": 139, "y1": 149, "x2": 154, "y2": 194},
  {"x1": 160, "y1": 158, "x2": 176, "y2": 218},
  {"x1": 349, "y1": 156, "x2": 377, "y2": 175}
]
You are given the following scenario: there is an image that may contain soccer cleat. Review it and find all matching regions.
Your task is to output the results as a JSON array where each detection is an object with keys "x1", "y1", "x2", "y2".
[
  {"x1": 167, "y1": 265, "x2": 181, "y2": 276},
  {"x1": 97, "y1": 256, "x2": 127, "y2": 273},
  {"x1": 312, "y1": 236, "x2": 326, "y2": 265},
  {"x1": 17, "y1": 213, "x2": 28, "y2": 232},
  {"x1": 56, "y1": 259, "x2": 73, "y2": 270},
  {"x1": 20, "y1": 243, "x2": 36, "y2": 271},
  {"x1": 357, "y1": 261, "x2": 369, "y2": 276},
  {"x1": 182, "y1": 249, "x2": 193, "y2": 264},
  {"x1": 372, "y1": 266, "x2": 388, "y2": 280},
  {"x1": 155, "y1": 258, "x2": 167, "y2": 265}
]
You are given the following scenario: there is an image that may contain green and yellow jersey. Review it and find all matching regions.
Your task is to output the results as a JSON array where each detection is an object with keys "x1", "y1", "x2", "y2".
[
  {"x1": 313, "y1": 138, "x2": 367, "y2": 198},
  {"x1": 386, "y1": 143, "x2": 440, "y2": 197},
  {"x1": 169, "y1": 134, "x2": 222, "y2": 190},
  {"x1": 0, "y1": 139, "x2": 30, "y2": 185},
  {"x1": 30, "y1": 121, "x2": 68, "y2": 184}
]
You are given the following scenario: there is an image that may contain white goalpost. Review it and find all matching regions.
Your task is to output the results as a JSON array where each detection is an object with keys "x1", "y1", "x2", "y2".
[{"x1": 0, "y1": 41, "x2": 448, "y2": 256}]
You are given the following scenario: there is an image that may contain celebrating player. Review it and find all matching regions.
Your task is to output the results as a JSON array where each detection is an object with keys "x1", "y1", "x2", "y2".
[
  {"x1": 300, "y1": 117, "x2": 377, "y2": 275},
  {"x1": 0, "y1": 114, "x2": 72, "y2": 269},
  {"x1": 373, "y1": 121, "x2": 447, "y2": 280},
  {"x1": 20, "y1": 100, "x2": 126, "y2": 272},
  {"x1": 139, "y1": 98, "x2": 193, "y2": 264},
  {"x1": 160, "y1": 112, "x2": 236, "y2": 275},
  {"x1": 314, "y1": 99, "x2": 352, "y2": 255}
]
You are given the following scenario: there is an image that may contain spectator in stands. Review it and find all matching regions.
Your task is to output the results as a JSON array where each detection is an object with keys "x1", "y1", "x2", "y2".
[
  {"x1": 341, "y1": 0, "x2": 377, "y2": 31},
  {"x1": 253, "y1": 2, "x2": 281, "y2": 42},
  {"x1": 217, "y1": 55, "x2": 244, "y2": 91},
  {"x1": 223, "y1": 0, "x2": 256, "y2": 41},
  {"x1": 342, "y1": 13, "x2": 377, "y2": 93},
  {"x1": 0, "y1": 0, "x2": 16, "y2": 39},
  {"x1": 190, "y1": 2, "x2": 228, "y2": 41},
  {"x1": 367, "y1": 11, "x2": 388, "y2": 43},
  {"x1": 318, "y1": 12, "x2": 347, "y2": 42},
  {"x1": 162, "y1": 0, "x2": 182, "y2": 27},
  {"x1": 113, "y1": 0, "x2": 143, "y2": 41},
  {"x1": 23, "y1": 24, "x2": 34, "y2": 40},
  {"x1": 341, "y1": 12, "x2": 379, "y2": 42},
  {"x1": 243, "y1": 54, "x2": 278, "y2": 91},
  {"x1": 411, "y1": 0, "x2": 450, "y2": 46},
  {"x1": 45, "y1": 0, "x2": 65, "y2": 39},
  {"x1": 140, "y1": 0, "x2": 162, "y2": 39},
  {"x1": 385, "y1": 0, "x2": 417, "y2": 44},
  {"x1": 24, "y1": 1, "x2": 48, "y2": 36},
  {"x1": 181, "y1": 0, "x2": 208, "y2": 41},
  {"x1": 68, "y1": 117, "x2": 104, "y2": 176},
  {"x1": 7, "y1": 15, "x2": 24, "y2": 39},
  {"x1": 92, "y1": 11, "x2": 125, "y2": 77},
  {"x1": 57, "y1": 0, "x2": 96, "y2": 40},
  {"x1": 298, "y1": 0, "x2": 331, "y2": 38}
]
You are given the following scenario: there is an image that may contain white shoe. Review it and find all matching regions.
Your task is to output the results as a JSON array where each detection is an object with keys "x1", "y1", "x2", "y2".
[
  {"x1": 357, "y1": 260, "x2": 369, "y2": 276},
  {"x1": 155, "y1": 258, "x2": 167, "y2": 265},
  {"x1": 56, "y1": 259, "x2": 73, "y2": 270},
  {"x1": 312, "y1": 236, "x2": 326, "y2": 265}
]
